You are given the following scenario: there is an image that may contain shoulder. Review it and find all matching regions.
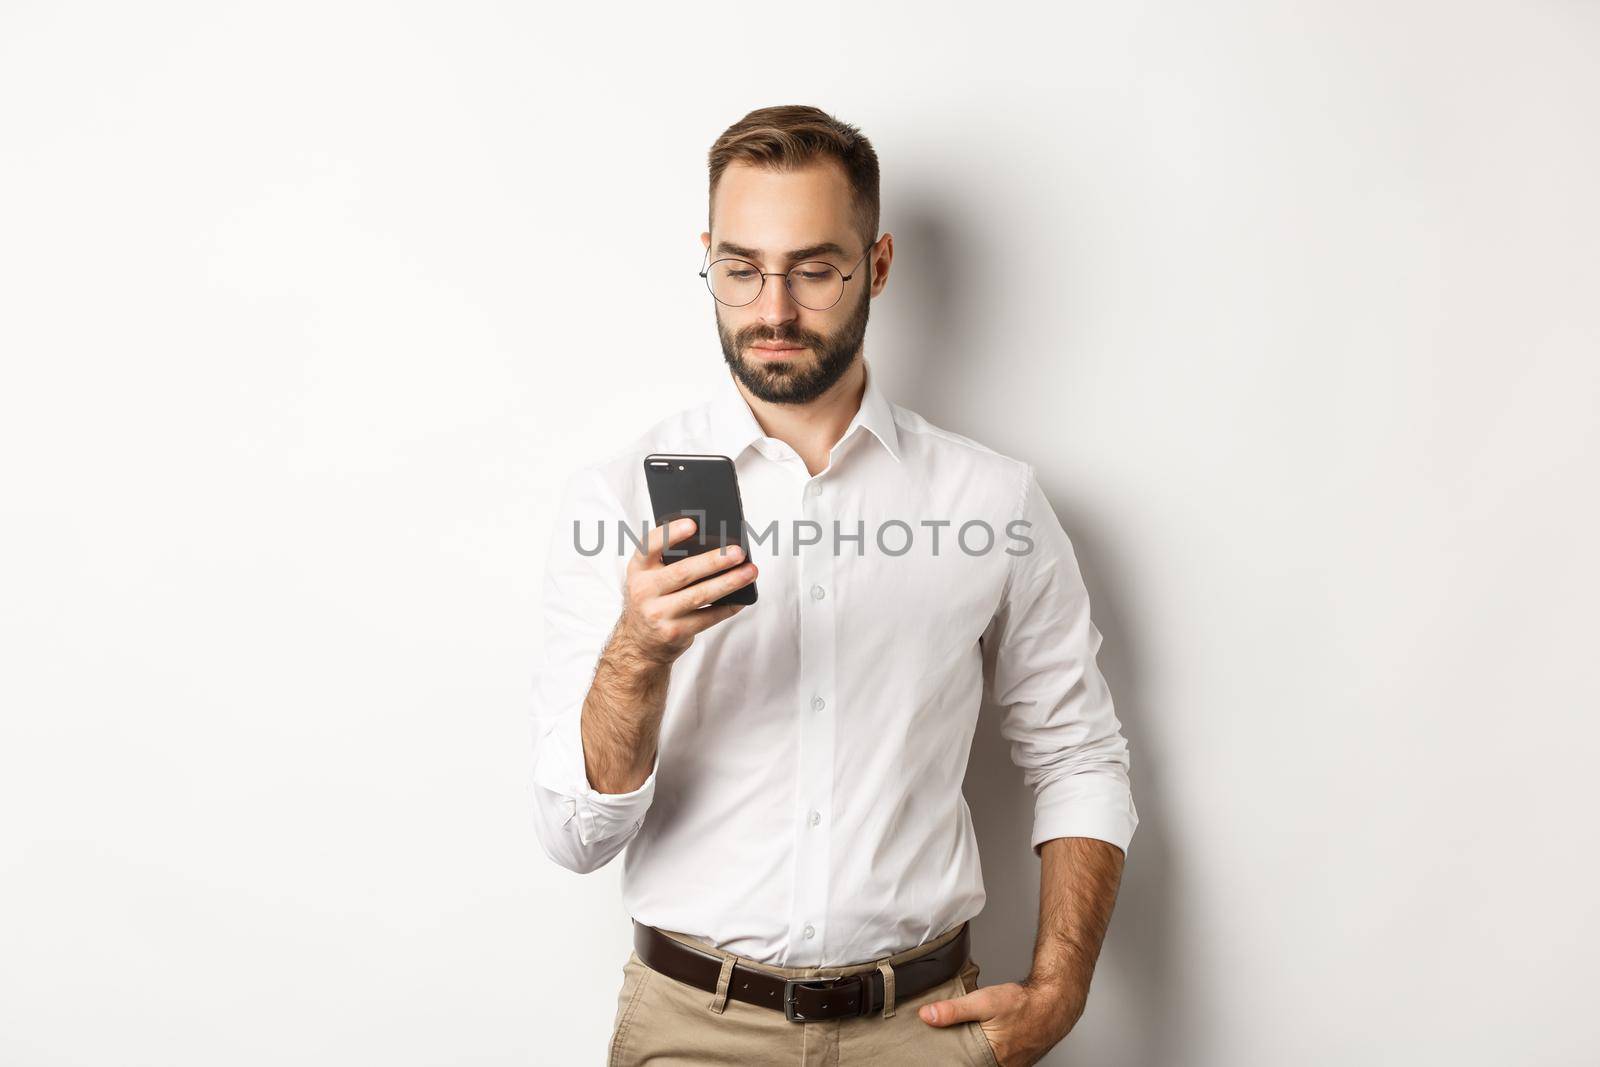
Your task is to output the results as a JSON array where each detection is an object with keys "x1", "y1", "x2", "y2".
[{"x1": 890, "y1": 403, "x2": 1034, "y2": 514}]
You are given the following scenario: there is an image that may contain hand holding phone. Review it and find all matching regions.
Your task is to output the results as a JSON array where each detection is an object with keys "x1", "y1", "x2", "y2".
[{"x1": 616, "y1": 516, "x2": 758, "y2": 666}]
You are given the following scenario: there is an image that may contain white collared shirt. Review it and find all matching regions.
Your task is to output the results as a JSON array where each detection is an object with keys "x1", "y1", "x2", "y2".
[{"x1": 530, "y1": 358, "x2": 1138, "y2": 966}]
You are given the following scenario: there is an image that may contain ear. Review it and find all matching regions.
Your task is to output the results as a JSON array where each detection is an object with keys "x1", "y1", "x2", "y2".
[{"x1": 700, "y1": 230, "x2": 711, "y2": 250}]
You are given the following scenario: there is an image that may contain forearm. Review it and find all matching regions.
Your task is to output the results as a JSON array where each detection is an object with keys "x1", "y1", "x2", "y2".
[
  {"x1": 1027, "y1": 836, "x2": 1126, "y2": 1027},
  {"x1": 580, "y1": 622, "x2": 673, "y2": 794}
]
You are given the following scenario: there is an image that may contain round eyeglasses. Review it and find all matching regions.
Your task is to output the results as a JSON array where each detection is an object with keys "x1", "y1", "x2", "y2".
[{"x1": 699, "y1": 239, "x2": 877, "y2": 311}]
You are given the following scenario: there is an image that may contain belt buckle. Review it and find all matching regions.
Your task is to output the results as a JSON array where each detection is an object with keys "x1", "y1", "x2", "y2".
[{"x1": 783, "y1": 976, "x2": 844, "y2": 1023}]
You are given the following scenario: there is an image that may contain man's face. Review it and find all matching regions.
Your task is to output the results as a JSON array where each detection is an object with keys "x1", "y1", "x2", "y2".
[{"x1": 703, "y1": 160, "x2": 876, "y2": 405}]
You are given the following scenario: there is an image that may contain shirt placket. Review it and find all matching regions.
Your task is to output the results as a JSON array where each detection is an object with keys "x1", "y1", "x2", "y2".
[{"x1": 788, "y1": 467, "x2": 837, "y2": 966}]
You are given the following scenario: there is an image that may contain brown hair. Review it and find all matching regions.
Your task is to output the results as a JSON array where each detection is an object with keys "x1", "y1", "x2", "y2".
[{"x1": 707, "y1": 105, "x2": 881, "y2": 247}]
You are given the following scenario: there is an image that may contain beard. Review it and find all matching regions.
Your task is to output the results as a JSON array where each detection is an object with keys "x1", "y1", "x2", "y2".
[{"x1": 717, "y1": 285, "x2": 871, "y2": 405}]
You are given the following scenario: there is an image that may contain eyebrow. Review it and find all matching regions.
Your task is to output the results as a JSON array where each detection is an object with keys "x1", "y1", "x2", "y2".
[{"x1": 712, "y1": 240, "x2": 851, "y2": 263}]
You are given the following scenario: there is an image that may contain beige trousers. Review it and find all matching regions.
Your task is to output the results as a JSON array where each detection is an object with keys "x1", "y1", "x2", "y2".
[{"x1": 606, "y1": 920, "x2": 1000, "y2": 1066}]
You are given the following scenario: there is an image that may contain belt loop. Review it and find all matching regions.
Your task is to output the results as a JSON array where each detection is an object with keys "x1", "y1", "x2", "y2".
[
  {"x1": 876, "y1": 960, "x2": 896, "y2": 1018},
  {"x1": 708, "y1": 956, "x2": 736, "y2": 1014}
]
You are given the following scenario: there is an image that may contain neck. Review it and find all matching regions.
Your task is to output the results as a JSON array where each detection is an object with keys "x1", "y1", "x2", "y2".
[{"x1": 734, "y1": 357, "x2": 867, "y2": 477}]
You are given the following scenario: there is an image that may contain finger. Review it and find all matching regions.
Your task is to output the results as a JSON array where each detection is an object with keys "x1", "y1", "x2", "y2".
[
  {"x1": 918, "y1": 989, "x2": 993, "y2": 1027},
  {"x1": 631, "y1": 517, "x2": 697, "y2": 570},
  {"x1": 659, "y1": 562, "x2": 758, "y2": 617},
  {"x1": 655, "y1": 542, "x2": 748, "y2": 595},
  {"x1": 674, "y1": 599, "x2": 748, "y2": 636}
]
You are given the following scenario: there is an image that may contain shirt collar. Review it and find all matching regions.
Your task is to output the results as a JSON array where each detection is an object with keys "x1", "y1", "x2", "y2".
[{"x1": 706, "y1": 357, "x2": 902, "y2": 465}]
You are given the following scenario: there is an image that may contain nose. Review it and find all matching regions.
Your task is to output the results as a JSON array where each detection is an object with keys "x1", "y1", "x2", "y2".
[{"x1": 753, "y1": 271, "x2": 800, "y2": 330}]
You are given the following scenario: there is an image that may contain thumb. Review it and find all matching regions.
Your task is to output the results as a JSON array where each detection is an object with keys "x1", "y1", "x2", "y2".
[{"x1": 919, "y1": 987, "x2": 991, "y2": 1027}]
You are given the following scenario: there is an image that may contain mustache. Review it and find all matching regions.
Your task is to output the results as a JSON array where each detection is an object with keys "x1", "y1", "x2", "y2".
[{"x1": 742, "y1": 330, "x2": 816, "y2": 347}]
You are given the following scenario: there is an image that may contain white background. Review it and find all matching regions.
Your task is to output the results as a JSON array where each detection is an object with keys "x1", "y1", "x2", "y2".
[{"x1": 3, "y1": 2, "x2": 1597, "y2": 1064}]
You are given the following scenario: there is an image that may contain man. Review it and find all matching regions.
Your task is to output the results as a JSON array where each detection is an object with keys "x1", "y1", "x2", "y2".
[{"x1": 531, "y1": 105, "x2": 1139, "y2": 1066}]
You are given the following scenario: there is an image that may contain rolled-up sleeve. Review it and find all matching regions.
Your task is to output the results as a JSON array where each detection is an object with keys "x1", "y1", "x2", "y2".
[
  {"x1": 529, "y1": 466, "x2": 661, "y2": 874},
  {"x1": 982, "y1": 464, "x2": 1139, "y2": 857}
]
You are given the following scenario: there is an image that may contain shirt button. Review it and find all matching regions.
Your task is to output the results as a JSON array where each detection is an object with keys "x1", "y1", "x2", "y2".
[
  {"x1": 803, "y1": 925, "x2": 815, "y2": 940},
  {"x1": 808, "y1": 809, "x2": 821, "y2": 826},
  {"x1": 807, "y1": 482, "x2": 822, "y2": 497},
  {"x1": 811, "y1": 696, "x2": 825, "y2": 711},
  {"x1": 810, "y1": 584, "x2": 826, "y2": 600}
]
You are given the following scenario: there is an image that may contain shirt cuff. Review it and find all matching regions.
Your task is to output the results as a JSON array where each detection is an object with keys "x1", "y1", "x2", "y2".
[
  {"x1": 533, "y1": 715, "x2": 659, "y2": 848},
  {"x1": 1031, "y1": 782, "x2": 1139, "y2": 856}
]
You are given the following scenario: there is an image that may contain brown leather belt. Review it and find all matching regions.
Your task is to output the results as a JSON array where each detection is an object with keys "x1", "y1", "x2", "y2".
[{"x1": 632, "y1": 919, "x2": 970, "y2": 1023}]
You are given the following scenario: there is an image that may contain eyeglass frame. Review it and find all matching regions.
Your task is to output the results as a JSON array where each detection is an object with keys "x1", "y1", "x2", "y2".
[{"x1": 698, "y1": 236, "x2": 880, "y2": 311}]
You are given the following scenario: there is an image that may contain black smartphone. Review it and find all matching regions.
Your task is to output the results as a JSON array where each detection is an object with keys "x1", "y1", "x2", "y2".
[{"x1": 642, "y1": 453, "x2": 758, "y2": 607}]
